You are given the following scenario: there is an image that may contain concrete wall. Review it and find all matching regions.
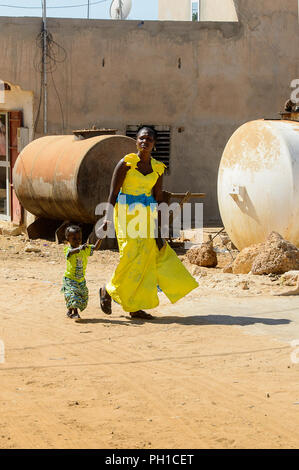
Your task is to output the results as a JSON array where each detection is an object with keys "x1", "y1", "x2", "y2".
[
  {"x1": 158, "y1": 0, "x2": 238, "y2": 22},
  {"x1": 0, "y1": 0, "x2": 298, "y2": 224}
]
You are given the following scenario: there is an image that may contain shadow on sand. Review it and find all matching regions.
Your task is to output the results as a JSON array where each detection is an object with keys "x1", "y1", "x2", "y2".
[{"x1": 78, "y1": 314, "x2": 291, "y2": 327}]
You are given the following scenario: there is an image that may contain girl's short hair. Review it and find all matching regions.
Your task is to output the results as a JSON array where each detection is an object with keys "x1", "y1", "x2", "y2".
[{"x1": 65, "y1": 225, "x2": 82, "y2": 239}]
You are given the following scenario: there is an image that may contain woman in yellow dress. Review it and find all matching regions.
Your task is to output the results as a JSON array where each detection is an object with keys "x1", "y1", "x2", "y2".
[{"x1": 99, "y1": 126, "x2": 198, "y2": 319}]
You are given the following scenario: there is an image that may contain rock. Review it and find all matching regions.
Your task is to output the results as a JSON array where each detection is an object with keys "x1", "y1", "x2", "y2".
[
  {"x1": 221, "y1": 236, "x2": 231, "y2": 247},
  {"x1": 186, "y1": 241, "x2": 217, "y2": 268},
  {"x1": 232, "y1": 232, "x2": 299, "y2": 275},
  {"x1": 191, "y1": 265, "x2": 203, "y2": 276},
  {"x1": 223, "y1": 263, "x2": 233, "y2": 273},
  {"x1": 233, "y1": 244, "x2": 263, "y2": 274},
  {"x1": 24, "y1": 244, "x2": 41, "y2": 253},
  {"x1": 252, "y1": 232, "x2": 299, "y2": 275},
  {"x1": 240, "y1": 280, "x2": 250, "y2": 290},
  {"x1": 280, "y1": 270, "x2": 299, "y2": 286},
  {"x1": 1, "y1": 224, "x2": 24, "y2": 236}
]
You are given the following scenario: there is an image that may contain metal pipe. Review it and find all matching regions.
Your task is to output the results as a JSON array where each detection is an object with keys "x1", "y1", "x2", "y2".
[
  {"x1": 42, "y1": 0, "x2": 47, "y2": 135},
  {"x1": 87, "y1": 0, "x2": 90, "y2": 18},
  {"x1": 118, "y1": 0, "x2": 123, "y2": 19}
]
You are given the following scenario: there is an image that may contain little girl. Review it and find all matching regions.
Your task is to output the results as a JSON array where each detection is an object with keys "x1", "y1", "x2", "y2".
[{"x1": 62, "y1": 225, "x2": 102, "y2": 320}]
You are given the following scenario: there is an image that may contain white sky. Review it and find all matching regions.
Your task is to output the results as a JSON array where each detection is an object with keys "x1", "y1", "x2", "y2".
[{"x1": 0, "y1": 0, "x2": 158, "y2": 20}]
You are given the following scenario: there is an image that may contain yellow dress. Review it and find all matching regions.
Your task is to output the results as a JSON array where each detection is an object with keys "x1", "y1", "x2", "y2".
[{"x1": 106, "y1": 153, "x2": 199, "y2": 312}]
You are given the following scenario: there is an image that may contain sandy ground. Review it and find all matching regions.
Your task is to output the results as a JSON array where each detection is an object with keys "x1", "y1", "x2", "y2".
[{"x1": 1, "y1": 232, "x2": 299, "y2": 449}]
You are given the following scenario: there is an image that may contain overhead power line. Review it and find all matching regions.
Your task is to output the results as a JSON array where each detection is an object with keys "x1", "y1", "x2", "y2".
[{"x1": 0, "y1": 0, "x2": 108, "y2": 9}]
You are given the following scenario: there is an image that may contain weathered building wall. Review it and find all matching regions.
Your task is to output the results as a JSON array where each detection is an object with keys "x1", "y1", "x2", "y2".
[
  {"x1": 158, "y1": 0, "x2": 238, "y2": 22},
  {"x1": 0, "y1": 0, "x2": 298, "y2": 224},
  {"x1": 0, "y1": 83, "x2": 34, "y2": 142}
]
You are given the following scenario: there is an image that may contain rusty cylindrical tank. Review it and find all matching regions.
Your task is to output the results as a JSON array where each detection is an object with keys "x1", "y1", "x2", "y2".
[
  {"x1": 217, "y1": 119, "x2": 299, "y2": 250},
  {"x1": 13, "y1": 134, "x2": 136, "y2": 223}
]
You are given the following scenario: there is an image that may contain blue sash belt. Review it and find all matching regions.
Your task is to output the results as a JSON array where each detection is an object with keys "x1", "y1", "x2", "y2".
[{"x1": 117, "y1": 192, "x2": 157, "y2": 211}]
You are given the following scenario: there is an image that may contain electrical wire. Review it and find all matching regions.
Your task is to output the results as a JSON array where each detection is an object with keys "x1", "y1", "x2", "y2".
[
  {"x1": 50, "y1": 70, "x2": 65, "y2": 134},
  {"x1": 34, "y1": 25, "x2": 68, "y2": 135},
  {"x1": 0, "y1": 0, "x2": 108, "y2": 9},
  {"x1": 33, "y1": 70, "x2": 43, "y2": 135}
]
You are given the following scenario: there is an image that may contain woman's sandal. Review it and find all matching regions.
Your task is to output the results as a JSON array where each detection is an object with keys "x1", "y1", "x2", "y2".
[
  {"x1": 99, "y1": 287, "x2": 112, "y2": 315},
  {"x1": 129, "y1": 311, "x2": 155, "y2": 320}
]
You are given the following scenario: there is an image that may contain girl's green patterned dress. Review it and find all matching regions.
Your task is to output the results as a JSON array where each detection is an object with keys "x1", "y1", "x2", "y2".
[{"x1": 62, "y1": 245, "x2": 94, "y2": 312}]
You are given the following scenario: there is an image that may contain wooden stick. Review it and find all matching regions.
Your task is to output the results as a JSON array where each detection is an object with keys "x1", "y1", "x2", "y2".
[{"x1": 169, "y1": 192, "x2": 206, "y2": 199}]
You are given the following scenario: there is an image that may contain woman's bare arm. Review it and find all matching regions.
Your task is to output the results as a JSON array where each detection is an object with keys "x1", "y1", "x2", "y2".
[
  {"x1": 103, "y1": 159, "x2": 129, "y2": 223},
  {"x1": 153, "y1": 175, "x2": 164, "y2": 202}
]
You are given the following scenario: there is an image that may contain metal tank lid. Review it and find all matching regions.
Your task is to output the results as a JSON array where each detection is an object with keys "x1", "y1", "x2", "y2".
[{"x1": 73, "y1": 128, "x2": 117, "y2": 140}]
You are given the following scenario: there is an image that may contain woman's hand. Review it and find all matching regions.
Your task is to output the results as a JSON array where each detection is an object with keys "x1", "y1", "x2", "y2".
[{"x1": 96, "y1": 220, "x2": 112, "y2": 239}]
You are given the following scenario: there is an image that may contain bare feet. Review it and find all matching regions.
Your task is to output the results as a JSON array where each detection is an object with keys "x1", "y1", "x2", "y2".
[{"x1": 129, "y1": 310, "x2": 155, "y2": 320}]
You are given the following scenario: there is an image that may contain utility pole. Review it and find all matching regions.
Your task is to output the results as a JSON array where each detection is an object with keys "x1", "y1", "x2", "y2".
[
  {"x1": 87, "y1": 0, "x2": 90, "y2": 19},
  {"x1": 42, "y1": 0, "x2": 48, "y2": 134}
]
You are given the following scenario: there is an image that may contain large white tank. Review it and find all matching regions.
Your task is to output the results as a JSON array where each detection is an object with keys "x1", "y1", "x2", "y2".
[{"x1": 217, "y1": 119, "x2": 299, "y2": 251}]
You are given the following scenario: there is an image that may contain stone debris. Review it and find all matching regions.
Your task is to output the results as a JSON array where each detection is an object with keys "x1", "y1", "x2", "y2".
[
  {"x1": 0, "y1": 224, "x2": 25, "y2": 237},
  {"x1": 24, "y1": 244, "x2": 42, "y2": 253},
  {"x1": 233, "y1": 244, "x2": 262, "y2": 274},
  {"x1": 252, "y1": 232, "x2": 299, "y2": 275},
  {"x1": 190, "y1": 265, "x2": 204, "y2": 277},
  {"x1": 220, "y1": 236, "x2": 237, "y2": 251},
  {"x1": 221, "y1": 236, "x2": 231, "y2": 246},
  {"x1": 223, "y1": 263, "x2": 233, "y2": 273},
  {"x1": 186, "y1": 240, "x2": 217, "y2": 268},
  {"x1": 280, "y1": 271, "x2": 299, "y2": 286},
  {"x1": 233, "y1": 232, "x2": 299, "y2": 275},
  {"x1": 240, "y1": 280, "x2": 250, "y2": 290},
  {"x1": 277, "y1": 275, "x2": 299, "y2": 296}
]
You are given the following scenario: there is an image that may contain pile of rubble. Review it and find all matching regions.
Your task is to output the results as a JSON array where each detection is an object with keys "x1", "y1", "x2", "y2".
[
  {"x1": 230, "y1": 232, "x2": 299, "y2": 275},
  {"x1": 187, "y1": 231, "x2": 299, "y2": 276}
]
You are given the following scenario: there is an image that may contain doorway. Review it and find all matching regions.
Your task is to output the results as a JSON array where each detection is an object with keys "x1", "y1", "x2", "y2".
[
  {"x1": 0, "y1": 110, "x2": 24, "y2": 223},
  {"x1": 0, "y1": 112, "x2": 9, "y2": 220}
]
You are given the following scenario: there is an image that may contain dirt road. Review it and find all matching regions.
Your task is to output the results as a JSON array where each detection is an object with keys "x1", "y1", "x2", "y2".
[{"x1": 1, "y1": 235, "x2": 299, "y2": 449}]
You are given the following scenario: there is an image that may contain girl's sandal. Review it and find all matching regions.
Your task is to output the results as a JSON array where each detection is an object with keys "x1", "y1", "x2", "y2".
[
  {"x1": 71, "y1": 312, "x2": 81, "y2": 320},
  {"x1": 130, "y1": 311, "x2": 155, "y2": 320},
  {"x1": 67, "y1": 310, "x2": 81, "y2": 320},
  {"x1": 99, "y1": 287, "x2": 112, "y2": 315}
]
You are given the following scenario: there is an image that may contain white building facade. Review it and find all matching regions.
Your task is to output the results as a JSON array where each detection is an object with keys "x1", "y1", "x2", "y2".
[{"x1": 158, "y1": 0, "x2": 238, "y2": 22}]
